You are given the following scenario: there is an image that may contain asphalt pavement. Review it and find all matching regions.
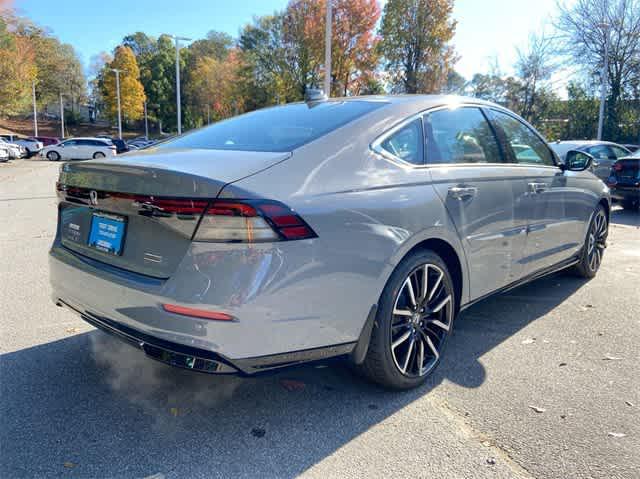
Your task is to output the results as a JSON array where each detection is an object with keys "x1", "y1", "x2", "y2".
[{"x1": 1, "y1": 158, "x2": 638, "y2": 478}]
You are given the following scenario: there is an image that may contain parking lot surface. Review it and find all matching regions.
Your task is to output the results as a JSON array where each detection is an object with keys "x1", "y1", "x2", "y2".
[{"x1": 1, "y1": 159, "x2": 639, "y2": 478}]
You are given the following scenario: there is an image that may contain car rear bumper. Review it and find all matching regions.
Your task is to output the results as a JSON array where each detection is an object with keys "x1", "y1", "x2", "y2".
[
  {"x1": 609, "y1": 185, "x2": 639, "y2": 202},
  {"x1": 49, "y1": 236, "x2": 378, "y2": 364}
]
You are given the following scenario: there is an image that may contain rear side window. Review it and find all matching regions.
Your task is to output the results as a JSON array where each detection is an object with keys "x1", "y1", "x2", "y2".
[
  {"x1": 379, "y1": 119, "x2": 424, "y2": 165},
  {"x1": 158, "y1": 101, "x2": 385, "y2": 152},
  {"x1": 423, "y1": 107, "x2": 502, "y2": 164},
  {"x1": 490, "y1": 110, "x2": 555, "y2": 166}
]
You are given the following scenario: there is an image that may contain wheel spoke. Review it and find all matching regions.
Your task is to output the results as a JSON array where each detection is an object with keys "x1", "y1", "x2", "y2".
[
  {"x1": 420, "y1": 330, "x2": 440, "y2": 360},
  {"x1": 427, "y1": 271, "x2": 443, "y2": 302},
  {"x1": 393, "y1": 308, "x2": 412, "y2": 317},
  {"x1": 401, "y1": 337, "x2": 415, "y2": 373},
  {"x1": 392, "y1": 320, "x2": 410, "y2": 330},
  {"x1": 427, "y1": 319, "x2": 450, "y2": 332},
  {"x1": 417, "y1": 339, "x2": 424, "y2": 375},
  {"x1": 421, "y1": 264, "x2": 429, "y2": 302},
  {"x1": 392, "y1": 330, "x2": 411, "y2": 350},
  {"x1": 431, "y1": 294, "x2": 451, "y2": 313},
  {"x1": 404, "y1": 277, "x2": 416, "y2": 307}
]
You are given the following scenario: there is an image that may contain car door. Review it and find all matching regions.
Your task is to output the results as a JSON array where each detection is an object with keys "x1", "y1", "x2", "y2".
[
  {"x1": 425, "y1": 106, "x2": 529, "y2": 300},
  {"x1": 60, "y1": 140, "x2": 78, "y2": 160},
  {"x1": 488, "y1": 109, "x2": 588, "y2": 275}
]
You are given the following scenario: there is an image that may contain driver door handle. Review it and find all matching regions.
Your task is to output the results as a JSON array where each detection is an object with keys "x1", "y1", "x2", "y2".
[
  {"x1": 448, "y1": 185, "x2": 478, "y2": 200},
  {"x1": 528, "y1": 182, "x2": 547, "y2": 194}
]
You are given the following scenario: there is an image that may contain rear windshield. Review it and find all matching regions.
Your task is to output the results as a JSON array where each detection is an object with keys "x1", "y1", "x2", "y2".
[{"x1": 158, "y1": 100, "x2": 386, "y2": 152}]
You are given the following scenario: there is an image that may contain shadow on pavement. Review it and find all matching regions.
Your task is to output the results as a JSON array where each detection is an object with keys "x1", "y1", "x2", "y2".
[{"x1": 0, "y1": 272, "x2": 586, "y2": 478}]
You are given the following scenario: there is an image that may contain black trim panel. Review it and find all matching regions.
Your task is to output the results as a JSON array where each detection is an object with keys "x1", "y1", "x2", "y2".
[
  {"x1": 461, "y1": 254, "x2": 580, "y2": 311},
  {"x1": 57, "y1": 300, "x2": 356, "y2": 375}
]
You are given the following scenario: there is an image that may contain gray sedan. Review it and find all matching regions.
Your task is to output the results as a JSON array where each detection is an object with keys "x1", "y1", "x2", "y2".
[
  {"x1": 550, "y1": 140, "x2": 630, "y2": 181},
  {"x1": 50, "y1": 95, "x2": 610, "y2": 389}
]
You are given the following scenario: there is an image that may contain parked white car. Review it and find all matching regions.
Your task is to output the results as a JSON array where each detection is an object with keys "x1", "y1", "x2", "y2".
[
  {"x1": 0, "y1": 144, "x2": 9, "y2": 162},
  {"x1": 0, "y1": 138, "x2": 26, "y2": 159},
  {"x1": 0, "y1": 134, "x2": 43, "y2": 157},
  {"x1": 41, "y1": 137, "x2": 117, "y2": 161}
]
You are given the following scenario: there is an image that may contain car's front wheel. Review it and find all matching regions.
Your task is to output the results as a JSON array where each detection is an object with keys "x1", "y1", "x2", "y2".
[
  {"x1": 93, "y1": 152, "x2": 105, "y2": 159},
  {"x1": 46, "y1": 151, "x2": 60, "y2": 161},
  {"x1": 572, "y1": 204, "x2": 608, "y2": 278},
  {"x1": 359, "y1": 250, "x2": 456, "y2": 390}
]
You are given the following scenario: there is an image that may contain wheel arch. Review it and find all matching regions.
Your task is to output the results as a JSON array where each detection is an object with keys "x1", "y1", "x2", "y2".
[{"x1": 405, "y1": 238, "x2": 464, "y2": 314}]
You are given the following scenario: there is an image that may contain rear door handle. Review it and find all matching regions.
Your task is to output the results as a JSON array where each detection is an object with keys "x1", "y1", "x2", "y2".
[
  {"x1": 528, "y1": 182, "x2": 547, "y2": 194},
  {"x1": 448, "y1": 185, "x2": 477, "y2": 200}
]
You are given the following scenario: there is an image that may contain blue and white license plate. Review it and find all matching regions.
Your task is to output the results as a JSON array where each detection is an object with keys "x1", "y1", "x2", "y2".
[{"x1": 87, "y1": 213, "x2": 127, "y2": 255}]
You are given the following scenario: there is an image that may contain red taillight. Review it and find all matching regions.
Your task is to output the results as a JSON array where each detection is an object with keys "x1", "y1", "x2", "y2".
[
  {"x1": 162, "y1": 304, "x2": 235, "y2": 321},
  {"x1": 194, "y1": 199, "x2": 317, "y2": 243}
]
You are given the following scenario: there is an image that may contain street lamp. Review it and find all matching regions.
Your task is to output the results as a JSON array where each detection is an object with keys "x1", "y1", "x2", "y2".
[
  {"x1": 110, "y1": 68, "x2": 123, "y2": 139},
  {"x1": 324, "y1": 1, "x2": 332, "y2": 97},
  {"x1": 167, "y1": 34, "x2": 192, "y2": 135},
  {"x1": 31, "y1": 80, "x2": 38, "y2": 137}
]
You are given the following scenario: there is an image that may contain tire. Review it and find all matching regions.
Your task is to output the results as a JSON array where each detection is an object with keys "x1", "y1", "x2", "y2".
[
  {"x1": 572, "y1": 204, "x2": 608, "y2": 278},
  {"x1": 93, "y1": 152, "x2": 106, "y2": 159},
  {"x1": 359, "y1": 250, "x2": 456, "y2": 390},
  {"x1": 46, "y1": 151, "x2": 60, "y2": 161}
]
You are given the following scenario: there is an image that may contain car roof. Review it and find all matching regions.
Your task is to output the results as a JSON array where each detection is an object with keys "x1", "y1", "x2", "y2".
[
  {"x1": 551, "y1": 140, "x2": 626, "y2": 147},
  {"x1": 65, "y1": 137, "x2": 110, "y2": 141}
]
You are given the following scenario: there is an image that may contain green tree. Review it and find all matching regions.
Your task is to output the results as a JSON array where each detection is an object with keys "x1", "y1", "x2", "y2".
[
  {"x1": 378, "y1": 0, "x2": 457, "y2": 93},
  {"x1": 555, "y1": 0, "x2": 640, "y2": 140}
]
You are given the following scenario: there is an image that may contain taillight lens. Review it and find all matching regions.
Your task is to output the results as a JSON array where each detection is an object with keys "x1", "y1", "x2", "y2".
[{"x1": 194, "y1": 199, "x2": 317, "y2": 243}]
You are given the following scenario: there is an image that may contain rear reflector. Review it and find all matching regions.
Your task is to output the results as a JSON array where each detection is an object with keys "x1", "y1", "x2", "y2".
[{"x1": 162, "y1": 304, "x2": 235, "y2": 321}]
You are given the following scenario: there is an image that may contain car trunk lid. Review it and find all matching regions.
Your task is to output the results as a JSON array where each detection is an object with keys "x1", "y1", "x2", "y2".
[{"x1": 55, "y1": 148, "x2": 290, "y2": 278}]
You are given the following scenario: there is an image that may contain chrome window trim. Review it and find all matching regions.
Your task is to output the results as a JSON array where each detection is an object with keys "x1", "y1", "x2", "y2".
[{"x1": 371, "y1": 103, "x2": 505, "y2": 168}]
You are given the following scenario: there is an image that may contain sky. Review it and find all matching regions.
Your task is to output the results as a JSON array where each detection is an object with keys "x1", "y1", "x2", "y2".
[{"x1": 13, "y1": 0, "x2": 565, "y2": 82}]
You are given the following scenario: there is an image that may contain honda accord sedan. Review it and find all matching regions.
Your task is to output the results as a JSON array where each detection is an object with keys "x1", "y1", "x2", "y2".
[{"x1": 50, "y1": 95, "x2": 610, "y2": 389}]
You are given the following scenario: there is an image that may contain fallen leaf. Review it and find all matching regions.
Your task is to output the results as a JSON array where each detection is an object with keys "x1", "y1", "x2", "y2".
[
  {"x1": 170, "y1": 407, "x2": 179, "y2": 417},
  {"x1": 63, "y1": 462, "x2": 76, "y2": 469},
  {"x1": 603, "y1": 355, "x2": 623, "y2": 361},
  {"x1": 560, "y1": 415, "x2": 567, "y2": 419},
  {"x1": 367, "y1": 404, "x2": 379, "y2": 410},
  {"x1": 625, "y1": 401, "x2": 634, "y2": 407},
  {"x1": 529, "y1": 405, "x2": 546, "y2": 413},
  {"x1": 559, "y1": 362, "x2": 568, "y2": 367},
  {"x1": 608, "y1": 432, "x2": 626, "y2": 438},
  {"x1": 521, "y1": 338, "x2": 536, "y2": 345},
  {"x1": 66, "y1": 328, "x2": 79, "y2": 333},
  {"x1": 486, "y1": 457, "x2": 496, "y2": 465},
  {"x1": 280, "y1": 379, "x2": 305, "y2": 392},
  {"x1": 251, "y1": 427, "x2": 266, "y2": 438}
]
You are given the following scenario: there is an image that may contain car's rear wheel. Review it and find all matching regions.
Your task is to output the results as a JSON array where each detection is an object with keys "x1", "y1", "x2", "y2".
[
  {"x1": 572, "y1": 204, "x2": 608, "y2": 278},
  {"x1": 360, "y1": 250, "x2": 455, "y2": 390},
  {"x1": 93, "y1": 152, "x2": 105, "y2": 159},
  {"x1": 46, "y1": 151, "x2": 60, "y2": 161}
]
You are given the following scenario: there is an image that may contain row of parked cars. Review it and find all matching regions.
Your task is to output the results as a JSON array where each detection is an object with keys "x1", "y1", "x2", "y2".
[
  {"x1": 40, "y1": 136, "x2": 158, "y2": 161},
  {"x1": 0, "y1": 133, "x2": 158, "y2": 163}
]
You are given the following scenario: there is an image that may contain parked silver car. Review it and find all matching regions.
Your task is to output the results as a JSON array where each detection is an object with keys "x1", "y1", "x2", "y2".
[
  {"x1": 550, "y1": 140, "x2": 630, "y2": 181},
  {"x1": 50, "y1": 96, "x2": 610, "y2": 389}
]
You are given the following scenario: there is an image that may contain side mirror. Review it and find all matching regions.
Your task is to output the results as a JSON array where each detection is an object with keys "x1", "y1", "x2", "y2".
[{"x1": 562, "y1": 150, "x2": 594, "y2": 172}]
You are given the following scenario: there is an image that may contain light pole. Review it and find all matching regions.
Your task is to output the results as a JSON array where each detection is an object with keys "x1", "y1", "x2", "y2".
[
  {"x1": 59, "y1": 93, "x2": 65, "y2": 139},
  {"x1": 110, "y1": 68, "x2": 123, "y2": 139},
  {"x1": 324, "y1": 0, "x2": 332, "y2": 97},
  {"x1": 168, "y1": 35, "x2": 191, "y2": 135},
  {"x1": 32, "y1": 80, "x2": 38, "y2": 137},
  {"x1": 144, "y1": 101, "x2": 149, "y2": 140},
  {"x1": 597, "y1": 23, "x2": 609, "y2": 141}
]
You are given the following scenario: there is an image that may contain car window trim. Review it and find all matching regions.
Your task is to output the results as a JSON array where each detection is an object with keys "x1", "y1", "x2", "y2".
[
  {"x1": 485, "y1": 106, "x2": 559, "y2": 168},
  {"x1": 371, "y1": 103, "x2": 513, "y2": 169}
]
